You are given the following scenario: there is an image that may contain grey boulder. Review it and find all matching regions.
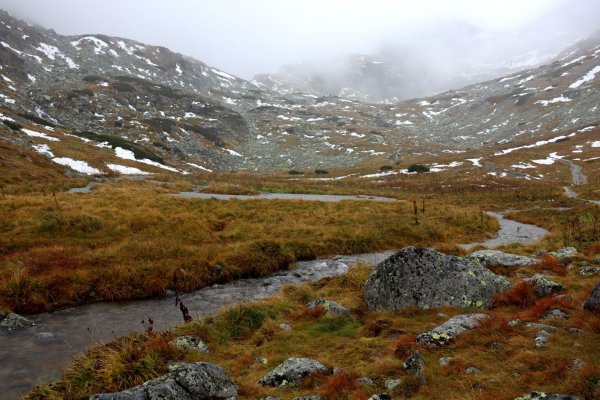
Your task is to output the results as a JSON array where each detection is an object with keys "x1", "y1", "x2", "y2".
[
  {"x1": 0, "y1": 312, "x2": 34, "y2": 331},
  {"x1": 90, "y1": 362, "x2": 237, "y2": 400},
  {"x1": 364, "y1": 247, "x2": 510, "y2": 311},
  {"x1": 417, "y1": 314, "x2": 489, "y2": 347},
  {"x1": 307, "y1": 299, "x2": 349, "y2": 316},
  {"x1": 258, "y1": 358, "x2": 329, "y2": 387},
  {"x1": 525, "y1": 274, "x2": 565, "y2": 298},
  {"x1": 549, "y1": 247, "x2": 577, "y2": 263},
  {"x1": 578, "y1": 266, "x2": 600, "y2": 276},
  {"x1": 465, "y1": 250, "x2": 536, "y2": 268},
  {"x1": 583, "y1": 281, "x2": 600, "y2": 312}
]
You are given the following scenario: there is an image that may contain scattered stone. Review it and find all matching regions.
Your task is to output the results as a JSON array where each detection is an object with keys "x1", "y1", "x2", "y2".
[
  {"x1": 543, "y1": 309, "x2": 569, "y2": 320},
  {"x1": 525, "y1": 274, "x2": 564, "y2": 298},
  {"x1": 578, "y1": 266, "x2": 600, "y2": 276},
  {"x1": 169, "y1": 336, "x2": 209, "y2": 354},
  {"x1": 583, "y1": 281, "x2": 600, "y2": 312},
  {"x1": 368, "y1": 394, "x2": 392, "y2": 400},
  {"x1": 525, "y1": 322, "x2": 558, "y2": 332},
  {"x1": 89, "y1": 362, "x2": 237, "y2": 400},
  {"x1": 438, "y1": 357, "x2": 453, "y2": 367},
  {"x1": 572, "y1": 359, "x2": 585, "y2": 372},
  {"x1": 514, "y1": 392, "x2": 579, "y2": 400},
  {"x1": 534, "y1": 330, "x2": 550, "y2": 348},
  {"x1": 260, "y1": 397, "x2": 281, "y2": 400},
  {"x1": 332, "y1": 367, "x2": 344, "y2": 376},
  {"x1": 385, "y1": 379, "x2": 402, "y2": 390},
  {"x1": 403, "y1": 350, "x2": 424, "y2": 376},
  {"x1": 364, "y1": 247, "x2": 511, "y2": 311},
  {"x1": 294, "y1": 396, "x2": 321, "y2": 400},
  {"x1": 357, "y1": 377, "x2": 375, "y2": 386},
  {"x1": 593, "y1": 256, "x2": 600, "y2": 264},
  {"x1": 417, "y1": 314, "x2": 489, "y2": 346},
  {"x1": 279, "y1": 323, "x2": 292, "y2": 332},
  {"x1": 0, "y1": 312, "x2": 34, "y2": 331},
  {"x1": 258, "y1": 358, "x2": 329, "y2": 387},
  {"x1": 255, "y1": 356, "x2": 268, "y2": 365},
  {"x1": 508, "y1": 319, "x2": 521, "y2": 327},
  {"x1": 465, "y1": 250, "x2": 536, "y2": 268},
  {"x1": 465, "y1": 366, "x2": 482, "y2": 374},
  {"x1": 549, "y1": 247, "x2": 578, "y2": 263},
  {"x1": 307, "y1": 299, "x2": 349, "y2": 316}
]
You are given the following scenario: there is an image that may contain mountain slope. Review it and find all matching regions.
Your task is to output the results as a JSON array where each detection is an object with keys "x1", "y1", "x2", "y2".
[{"x1": 0, "y1": 10, "x2": 599, "y2": 176}]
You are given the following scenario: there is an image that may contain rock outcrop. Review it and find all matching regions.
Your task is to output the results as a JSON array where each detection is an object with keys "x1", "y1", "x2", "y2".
[
  {"x1": 258, "y1": 358, "x2": 329, "y2": 387},
  {"x1": 364, "y1": 247, "x2": 510, "y2": 311},
  {"x1": 89, "y1": 362, "x2": 237, "y2": 400},
  {"x1": 583, "y1": 281, "x2": 600, "y2": 312},
  {"x1": 525, "y1": 274, "x2": 565, "y2": 298},
  {"x1": 416, "y1": 313, "x2": 489, "y2": 346},
  {"x1": 465, "y1": 250, "x2": 536, "y2": 268}
]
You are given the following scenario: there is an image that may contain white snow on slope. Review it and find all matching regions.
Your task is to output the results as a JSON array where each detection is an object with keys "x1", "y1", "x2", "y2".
[
  {"x1": 71, "y1": 36, "x2": 108, "y2": 55},
  {"x1": 495, "y1": 133, "x2": 575, "y2": 155},
  {"x1": 535, "y1": 96, "x2": 571, "y2": 106},
  {"x1": 52, "y1": 157, "x2": 103, "y2": 174},
  {"x1": 114, "y1": 147, "x2": 179, "y2": 173},
  {"x1": 532, "y1": 152, "x2": 564, "y2": 165},
  {"x1": 225, "y1": 148, "x2": 242, "y2": 157},
  {"x1": 106, "y1": 163, "x2": 150, "y2": 175},
  {"x1": 591, "y1": 141, "x2": 600, "y2": 148},
  {"x1": 22, "y1": 128, "x2": 60, "y2": 142},
  {"x1": 32, "y1": 143, "x2": 54, "y2": 157},
  {"x1": 570, "y1": 66, "x2": 600, "y2": 89},
  {"x1": 466, "y1": 158, "x2": 482, "y2": 167},
  {"x1": 185, "y1": 162, "x2": 213, "y2": 172}
]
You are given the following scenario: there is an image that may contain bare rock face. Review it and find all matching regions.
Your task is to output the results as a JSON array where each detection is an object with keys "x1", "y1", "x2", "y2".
[
  {"x1": 416, "y1": 314, "x2": 489, "y2": 347},
  {"x1": 583, "y1": 281, "x2": 600, "y2": 312},
  {"x1": 364, "y1": 247, "x2": 511, "y2": 311},
  {"x1": 258, "y1": 358, "x2": 329, "y2": 387},
  {"x1": 89, "y1": 362, "x2": 237, "y2": 400},
  {"x1": 307, "y1": 299, "x2": 349, "y2": 316},
  {"x1": 525, "y1": 274, "x2": 565, "y2": 298}
]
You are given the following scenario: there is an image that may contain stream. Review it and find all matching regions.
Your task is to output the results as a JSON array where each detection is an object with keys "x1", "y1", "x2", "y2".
[{"x1": 1, "y1": 191, "x2": 550, "y2": 399}]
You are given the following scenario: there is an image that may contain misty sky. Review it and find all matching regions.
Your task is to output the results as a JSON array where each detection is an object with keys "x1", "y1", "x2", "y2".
[{"x1": 2, "y1": 0, "x2": 600, "y2": 79}]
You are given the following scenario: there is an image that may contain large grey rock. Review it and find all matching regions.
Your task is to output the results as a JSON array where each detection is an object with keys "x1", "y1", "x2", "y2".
[
  {"x1": 89, "y1": 362, "x2": 237, "y2": 400},
  {"x1": 417, "y1": 314, "x2": 489, "y2": 346},
  {"x1": 525, "y1": 274, "x2": 565, "y2": 298},
  {"x1": 578, "y1": 266, "x2": 600, "y2": 276},
  {"x1": 514, "y1": 392, "x2": 579, "y2": 400},
  {"x1": 549, "y1": 247, "x2": 577, "y2": 263},
  {"x1": 258, "y1": 358, "x2": 329, "y2": 387},
  {"x1": 0, "y1": 312, "x2": 34, "y2": 331},
  {"x1": 465, "y1": 250, "x2": 536, "y2": 268},
  {"x1": 583, "y1": 281, "x2": 600, "y2": 312},
  {"x1": 364, "y1": 247, "x2": 511, "y2": 311},
  {"x1": 307, "y1": 299, "x2": 349, "y2": 316}
]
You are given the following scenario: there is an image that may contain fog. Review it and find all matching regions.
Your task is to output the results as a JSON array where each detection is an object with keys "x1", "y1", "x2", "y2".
[{"x1": 2, "y1": 0, "x2": 600, "y2": 81}]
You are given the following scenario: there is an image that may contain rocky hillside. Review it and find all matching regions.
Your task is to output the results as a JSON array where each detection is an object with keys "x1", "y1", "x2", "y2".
[{"x1": 0, "y1": 10, "x2": 599, "y2": 175}]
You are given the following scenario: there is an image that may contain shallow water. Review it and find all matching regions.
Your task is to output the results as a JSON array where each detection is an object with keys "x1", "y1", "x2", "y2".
[
  {"x1": 176, "y1": 192, "x2": 399, "y2": 202},
  {"x1": 0, "y1": 251, "x2": 394, "y2": 399},
  {"x1": 460, "y1": 211, "x2": 548, "y2": 250}
]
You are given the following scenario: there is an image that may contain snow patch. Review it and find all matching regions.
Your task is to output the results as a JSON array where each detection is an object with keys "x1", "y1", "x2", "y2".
[
  {"x1": 22, "y1": 128, "x2": 60, "y2": 142},
  {"x1": 53, "y1": 157, "x2": 103, "y2": 175},
  {"x1": 569, "y1": 66, "x2": 600, "y2": 89},
  {"x1": 106, "y1": 163, "x2": 150, "y2": 175}
]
